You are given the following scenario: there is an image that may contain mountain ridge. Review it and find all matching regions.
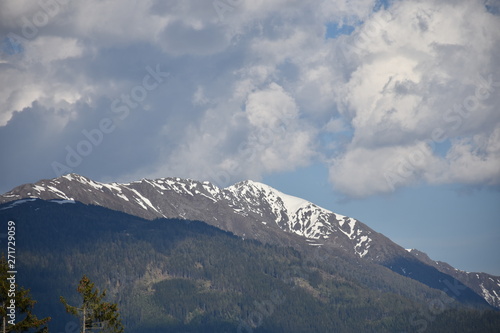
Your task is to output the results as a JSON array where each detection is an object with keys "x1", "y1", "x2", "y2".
[{"x1": 1, "y1": 173, "x2": 499, "y2": 309}]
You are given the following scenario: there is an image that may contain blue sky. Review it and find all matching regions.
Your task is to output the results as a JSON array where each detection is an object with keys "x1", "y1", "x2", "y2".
[
  {"x1": 264, "y1": 163, "x2": 500, "y2": 275},
  {"x1": 0, "y1": 0, "x2": 499, "y2": 274}
]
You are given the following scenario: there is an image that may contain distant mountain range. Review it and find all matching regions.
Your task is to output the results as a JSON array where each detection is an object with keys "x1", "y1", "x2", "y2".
[{"x1": 1, "y1": 173, "x2": 499, "y2": 313}]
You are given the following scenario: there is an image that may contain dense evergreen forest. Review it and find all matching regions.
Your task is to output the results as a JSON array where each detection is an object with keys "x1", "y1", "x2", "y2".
[{"x1": 1, "y1": 199, "x2": 499, "y2": 332}]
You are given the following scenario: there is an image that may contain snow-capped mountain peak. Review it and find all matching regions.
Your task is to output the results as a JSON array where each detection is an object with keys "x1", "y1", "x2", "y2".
[
  {"x1": 1, "y1": 174, "x2": 373, "y2": 256},
  {"x1": 218, "y1": 180, "x2": 374, "y2": 256},
  {"x1": 1, "y1": 173, "x2": 499, "y2": 309},
  {"x1": 229, "y1": 180, "x2": 314, "y2": 215},
  {"x1": 226, "y1": 180, "x2": 314, "y2": 219}
]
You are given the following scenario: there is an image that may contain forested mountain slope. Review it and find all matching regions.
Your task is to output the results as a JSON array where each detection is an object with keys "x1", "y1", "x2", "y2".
[{"x1": 0, "y1": 199, "x2": 499, "y2": 332}]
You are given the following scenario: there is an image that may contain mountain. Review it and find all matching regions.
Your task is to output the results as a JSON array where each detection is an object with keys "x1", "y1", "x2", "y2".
[
  {"x1": 1, "y1": 173, "x2": 499, "y2": 310},
  {"x1": 2, "y1": 199, "x2": 500, "y2": 332},
  {"x1": 405, "y1": 249, "x2": 500, "y2": 309}
]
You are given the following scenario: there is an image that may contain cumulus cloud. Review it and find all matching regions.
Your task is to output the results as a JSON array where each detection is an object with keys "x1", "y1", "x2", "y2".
[
  {"x1": 0, "y1": 0, "x2": 498, "y2": 198},
  {"x1": 328, "y1": 0, "x2": 500, "y2": 197},
  {"x1": 432, "y1": 125, "x2": 500, "y2": 186},
  {"x1": 329, "y1": 142, "x2": 438, "y2": 197},
  {"x1": 140, "y1": 82, "x2": 316, "y2": 188}
]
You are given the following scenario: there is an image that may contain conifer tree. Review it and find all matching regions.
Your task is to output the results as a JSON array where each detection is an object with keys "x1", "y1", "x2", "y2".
[
  {"x1": 0, "y1": 257, "x2": 49, "y2": 333},
  {"x1": 60, "y1": 276, "x2": 123, "y2": 333}
]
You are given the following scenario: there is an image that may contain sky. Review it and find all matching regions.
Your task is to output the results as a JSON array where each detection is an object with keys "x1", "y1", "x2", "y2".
[{"x1": 0, "y1": 0, "x2": 499, "y2": 274}]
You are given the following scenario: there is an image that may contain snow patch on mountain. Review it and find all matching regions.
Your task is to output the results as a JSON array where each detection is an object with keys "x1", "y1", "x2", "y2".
[
  {"x1": 481, "y1": 283, "x2": 495, "y2": 305},
  {"x1": 225, "y1": 180, "x2": 373, "y2": 257},
  {"x1": 50, "y1": 199, "x2": 76, "y2": 204},
  {"x1": 241, "y1": 181, "x2": 308, "y2": 214},
  {"x1": 128, "y1": 188, "x2": 161, "y2": 214},
  {"x1": 0, "y1": 198, "x2": 37, "y2": 210},
  {"x1": 33, "y1": 185, "x2": 46, "y2": 192},
  {"x1": 47, "y1": 186, "x2": 73, "y2": 200}
]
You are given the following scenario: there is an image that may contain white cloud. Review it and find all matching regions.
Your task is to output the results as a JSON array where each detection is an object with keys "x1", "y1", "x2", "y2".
[
  {"x1": 329, "y1": 143, "x2": 437, "y2": 197},
  {"x1": 245, "y1": 82, "x2": 298, "y2": 128},
  {"x1": 25, "y1": 36, "x2": 83, "y2": 63},
  {"x1": 71, "y1": 0, "x2": 168, "y2": 46},
  {"x1": 327, "y1": 0, "x2": 500, "y2": 197},
  {"x1": 431, "y1": 125, "x2": 500, "y2": 186},
  {"x1": 0, "y1": 1, "x2": 42, "y2": 28},
  {"x1": 0, "y1": 0, "x2": 498, "y2": 198},
  {"x1": 145, "y1": 82, "x2": 316, "y2": 187}
]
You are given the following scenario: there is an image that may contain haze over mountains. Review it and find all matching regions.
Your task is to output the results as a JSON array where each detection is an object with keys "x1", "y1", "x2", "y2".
[{"x1": 1, "y1": 173, "x2": 499, "y2": 312}]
